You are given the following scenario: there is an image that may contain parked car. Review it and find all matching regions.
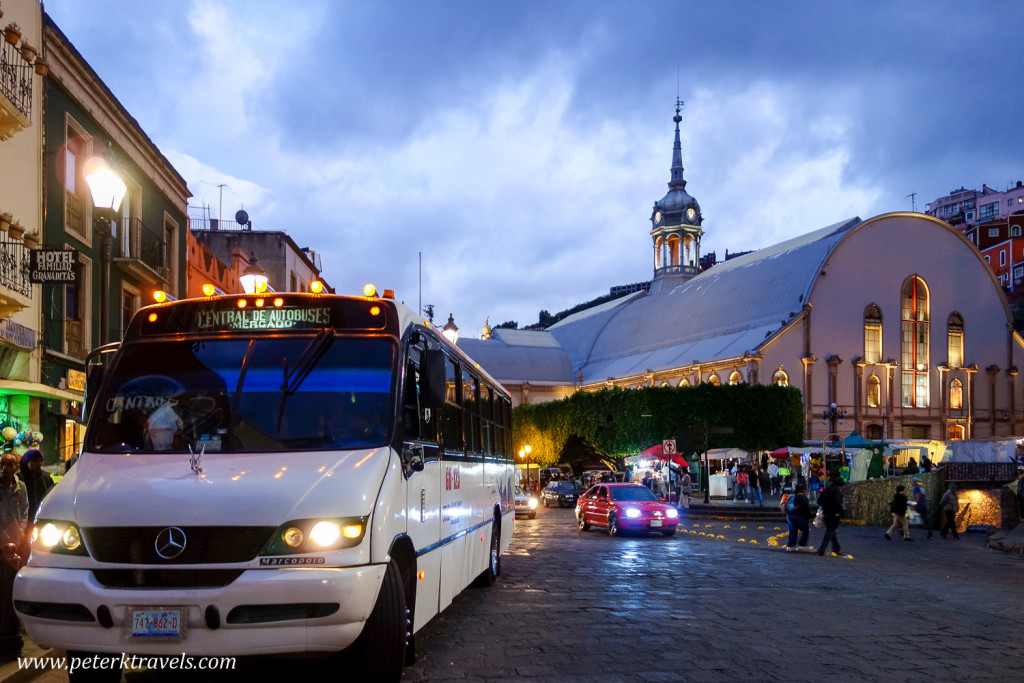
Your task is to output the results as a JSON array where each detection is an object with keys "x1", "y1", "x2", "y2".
[
  {"x1": 541, "y1": 481, "x2": 585, "y2": 508},
  {"x1": 514, "y1": 486, "x2": 538, "y2": 519},
  {"x1": 575, "y1": 483, "x2": 678, "y2": 537}
]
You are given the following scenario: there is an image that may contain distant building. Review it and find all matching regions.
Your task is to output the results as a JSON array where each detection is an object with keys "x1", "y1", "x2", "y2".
[
  {"x1": 461, "y1": 105, "x2": 1024, "y2": 442},
  {"x1": 926, "y1": 181, "x2": 1024, "y2": 231}
]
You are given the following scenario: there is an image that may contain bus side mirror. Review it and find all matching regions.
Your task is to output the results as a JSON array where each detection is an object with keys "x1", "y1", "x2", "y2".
[{"x1": 423, "y1": 350, "x2": 446, "y2": 412}]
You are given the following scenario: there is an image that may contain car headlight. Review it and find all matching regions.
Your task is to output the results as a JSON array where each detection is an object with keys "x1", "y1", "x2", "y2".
[
  {"x1": 528, "y1": 498, "x2": 538, "y2": 509},
  {"x1": 33, "y1": 520, "x2": 89, "y2": 556},
  {"x1": 625, "y1": 508, "x2": 641, "y2": 519},
  {"x1": 666, "y1": 508, "x2": 679, "y2": 519},
  {"x1": 262, "y1": 517, "x2": 367, "y2": 556}
]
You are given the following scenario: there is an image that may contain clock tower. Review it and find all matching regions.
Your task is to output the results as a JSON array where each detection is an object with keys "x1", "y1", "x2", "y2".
[{"x1": 649, "y1": 99, "x2": 703, "y2": 293}]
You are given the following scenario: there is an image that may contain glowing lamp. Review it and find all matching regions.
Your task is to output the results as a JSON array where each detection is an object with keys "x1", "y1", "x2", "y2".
[
  {"x1": 310, "y1": 280, "x2": 324, "y2": 294},
  {"x1": 239, "y1": 253, "x2": 269, "y2": 294},
  {"x1": 363, "y1": 283, "x2": 377, "y2": 297},
  {"x1": 442, "y1": 313, "x2": 459, "y2": 344},
  {"x1": 84, "y1": 158, "x2": 127, "y2": 212},
  {"x1": 202, "y1": 283, "x2": 216, "y2": 297}
]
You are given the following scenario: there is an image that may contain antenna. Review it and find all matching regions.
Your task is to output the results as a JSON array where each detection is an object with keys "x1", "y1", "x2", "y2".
[
  {"x1": 907, "y1": 192, "x2": 917, "y2": 212},
  {"x1": 217, "y1": 184, "x2": 227, "y2": 224}
]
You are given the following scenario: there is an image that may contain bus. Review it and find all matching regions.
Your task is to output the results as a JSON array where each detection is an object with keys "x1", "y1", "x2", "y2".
[{"x1": 14, "y1": 285, "x2": 516, "y2": 681}]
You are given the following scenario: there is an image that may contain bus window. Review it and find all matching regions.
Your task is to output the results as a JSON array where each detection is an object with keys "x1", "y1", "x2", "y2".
[
  {"x1": 442, "y1": 359, "x2": 461, "y2": 451},
  {"x1": 463, "y1": 372, "x2": 479, "y2": 453}
]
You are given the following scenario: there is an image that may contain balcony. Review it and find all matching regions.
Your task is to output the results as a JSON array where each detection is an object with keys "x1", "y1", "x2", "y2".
[
  {"x1": 0, "y1": 39, "x2": 32, "y2": 141},
  {"x1": 113, "y1": 217, "x2": 167, "y2": 285},
  {"x1": 654, "y1": 264, "x2": 701, "y2": 278},
  {"x1": 0, "y1": 231, "x2": 30, "y2": 317}
]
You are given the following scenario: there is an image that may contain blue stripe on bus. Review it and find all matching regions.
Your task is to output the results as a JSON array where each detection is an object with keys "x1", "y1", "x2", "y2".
[{"x1": 415, "y1": 516, "x2": 497, "y2": 557}]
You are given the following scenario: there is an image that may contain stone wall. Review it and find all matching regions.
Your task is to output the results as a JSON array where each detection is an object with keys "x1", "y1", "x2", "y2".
[{"x1": 848, "y1": 470, "x2": 944, "y2": 527}]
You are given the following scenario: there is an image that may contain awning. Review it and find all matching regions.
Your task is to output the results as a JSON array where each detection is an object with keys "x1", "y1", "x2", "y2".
[
  {"x1": 0, "y1": 380, "x2": 81, "y2": 402},
  {"x1": 629, "y1": 445, "x2": 688, "y2": 468}
]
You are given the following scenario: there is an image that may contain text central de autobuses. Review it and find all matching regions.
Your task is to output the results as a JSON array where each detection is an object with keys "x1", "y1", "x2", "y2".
[{"x1": 194, "y1": 307, "x2": 331, "y2": 331}]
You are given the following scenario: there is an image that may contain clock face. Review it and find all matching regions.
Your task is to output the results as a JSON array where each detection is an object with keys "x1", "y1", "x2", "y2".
[
  {"x1": 653, "y1": 210, "x2": 662, "y2": 224},
  {"x1": 686, "y1": 207, "x2": 697, "y2": 222}
]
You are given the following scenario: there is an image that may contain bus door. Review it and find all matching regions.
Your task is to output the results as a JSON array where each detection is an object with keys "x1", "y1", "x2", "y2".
[{"x1": 401, "y1": 343, "x2": 443, "y2": 630}]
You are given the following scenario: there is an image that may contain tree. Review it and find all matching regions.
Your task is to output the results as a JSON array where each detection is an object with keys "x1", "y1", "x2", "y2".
[{"x1": 494, "y1": 320, "x2": 518, "y2": 330}]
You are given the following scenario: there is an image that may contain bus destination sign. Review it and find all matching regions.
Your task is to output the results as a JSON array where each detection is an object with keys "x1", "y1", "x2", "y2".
[{"x1": 194, "y1": 306, "x2": 332, "y2": 331}]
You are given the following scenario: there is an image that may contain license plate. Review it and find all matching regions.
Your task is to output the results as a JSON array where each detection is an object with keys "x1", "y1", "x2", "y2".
[
  {"x1": 129, "y1": 609, "x2": 182, "y2": 639},
  {"x1": 650, "y1": 520, "x2": 663, "y2": 527}
]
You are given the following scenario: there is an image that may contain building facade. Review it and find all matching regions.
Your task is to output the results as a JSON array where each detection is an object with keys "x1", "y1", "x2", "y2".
[
  {"x1": 36, "y1": 13, "x2": 189, "y2": 462},
  {"x1": 461, "y1": 108, "x2": 1024, "y2": 444}
]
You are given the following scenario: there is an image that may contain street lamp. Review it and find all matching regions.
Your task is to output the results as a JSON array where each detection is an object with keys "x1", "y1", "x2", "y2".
[
  {"x1": 518, "y1": 444, "x2": 532, "y2": 491},
  {"x1": 239, "y1": 253, "x2": 269, "y2": 294},
  {"x1": 441, "y1": 313, "x2": 459, "y2": 344},
  {"x1": 822, "y1": 402, "x2": 847, "y2": 435},
  {"x1": 84, "y1": 157, "x2": 126, "y2": 346}
]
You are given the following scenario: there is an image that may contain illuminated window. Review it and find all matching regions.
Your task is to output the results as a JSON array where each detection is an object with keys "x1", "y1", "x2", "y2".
[
  {"x1": 901, "y1": 276, "x2": 929, "y2": 408},
  {"x1": 949, "y1": 378, "x2": 963, "y2": 410},
  {"x1": 729, "y1": 371, "x2": 743, "y2": 385},
  {"x1": 867, "y1": 374, "x2": 881, "y2": 407},
  {"x1": 864, "y1": 304, "x2": 882, "y2": 363},
  {"x1": 947, "y1": 313, "x2": 963, "y2": 369},
  {"x1": 773, "y1": 368, "x2": 788, "y2": 387},
  {"x1": 707, "y1": 374, "x2": 720, "y2": 386},
  {"x1": 678, "y1": 377, "x2": 690, "y2": 387},
  {"x1": 948, "y1": 424, "x2": 965, "y2": 440}
]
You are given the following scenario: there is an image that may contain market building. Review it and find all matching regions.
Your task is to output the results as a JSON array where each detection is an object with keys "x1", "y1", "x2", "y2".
[{"x1": 461, "y1": 105, "x2": 1024, "y2": 443}]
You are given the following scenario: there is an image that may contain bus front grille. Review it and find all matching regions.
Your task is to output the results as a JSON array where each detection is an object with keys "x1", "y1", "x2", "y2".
[
  {"x1": 84, "y1": 527, "x2": 277, "y2": 564},
  {"x1": 91, "y1": 569, "x2": 245, "y2": 589}
]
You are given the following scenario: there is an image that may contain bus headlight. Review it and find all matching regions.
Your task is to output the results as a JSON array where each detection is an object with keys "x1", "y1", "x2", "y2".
[
  {"x1": 34, "y1": 521, "x2": 89, "y2": 556},
  {"x1": 261, "y1": 517, "x2": 368, "y2": 557}
]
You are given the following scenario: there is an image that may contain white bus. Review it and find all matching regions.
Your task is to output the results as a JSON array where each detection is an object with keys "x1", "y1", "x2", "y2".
[{"x1": 14, "y1": 286, "x2": 515, "y2": 681}]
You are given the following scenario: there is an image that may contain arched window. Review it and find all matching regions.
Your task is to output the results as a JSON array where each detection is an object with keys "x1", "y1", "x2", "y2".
[
  {"x1": 660, "y1": 381, "x2": 670, "y2": 387},
  {"x1": 707, "y1": 374, "x2": 720, "y2": 386},
  {"x1": 864, "y1": 304, "x2": 882, "y2": 363},
  {"x1": 773, "y1": 367, "x2": 789, "y2": 387},
  {"x1": 1013, "y1": 226, "x2": 1022, "y2": 238},
  {"x1": 948, "y1": 424, "x2": 965, "y2": 440},
  {"x1": 867, "y1": 374, "x2": 881, "y2": 407},
  {"x1": 866, "y1": 424, "x2": 883, "y2": 440},
  {"x1": 901, "y1": 276, "x2": 929, "y2": 407},
  {"x1": 654, "y1": 236, "x2": 665, "y2": 270},
  {"x1": 947, "y1": 313, "x2": 964, "y2": 369},
  {"x1": 678, "y1": 377, "x2": 690, "y2": 387},
  {"x1": 729, "y1": 371, "x2": 743, "y2": 385},
  {"x1": 949, "y1": 378, "x2": 963, "y2": 410}
]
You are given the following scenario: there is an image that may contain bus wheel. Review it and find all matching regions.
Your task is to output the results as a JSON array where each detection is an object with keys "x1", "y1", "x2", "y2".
[
  {"x1": 67, "y1": 652, "x2": 122, "y2": 683},
  {"x1": 352, "y1": 559, "x2": 407, "y2": 681},
  {"x1": 473, "y1": 516, "x2": 501, "y2": 587}
]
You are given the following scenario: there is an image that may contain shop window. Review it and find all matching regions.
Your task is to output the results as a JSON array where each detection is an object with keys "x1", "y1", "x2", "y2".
[
  {"x1": 947, "y1": 313, "x2": 963, "y2": 368},
  {"x1": 728, "y1": 371, "x2": 742, "y2": 385},
  {"x1": 867, "y1": 374, "x2": 881, "y2": 407},
  {"x1": 773, "y1": 367, "x2": 788, "y2": 387},
  {"x1": 901, "y1": 276, "x2": 929, "y2": 408},
  {"x1": 864, "y1": 304, "x2": 882, "y2": 363},
  {"x1": 949, "y1": 378, "x2": 963, "y2": 410}
]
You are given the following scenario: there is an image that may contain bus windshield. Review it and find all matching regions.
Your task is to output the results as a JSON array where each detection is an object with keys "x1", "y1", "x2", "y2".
[{"x1": 86, "y1": 336, "x2": 396, "y2": 454}]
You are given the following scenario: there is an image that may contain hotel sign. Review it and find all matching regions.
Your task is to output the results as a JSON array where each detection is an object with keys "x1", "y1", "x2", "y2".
[
  {"x1": 0, "y1": 319, "x2": 35, "y2": 350},
  {"x1": 29, "y1": 249, "x2": 77, "y2": 284}
]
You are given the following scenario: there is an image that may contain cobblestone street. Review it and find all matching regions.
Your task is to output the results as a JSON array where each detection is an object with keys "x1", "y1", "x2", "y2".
[{"x1": 405, "y1": 505, "x2": 1024, "y2": 682}]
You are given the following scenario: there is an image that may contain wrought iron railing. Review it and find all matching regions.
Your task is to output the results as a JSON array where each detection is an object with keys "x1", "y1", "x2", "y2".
[
  {"x1": 0, "y1": 232, "x2": 30, "y2": 296},
  {"x1": 117, "y1": 217, "x2": 167, "y2": 273},
  {"x1": 654, "y1": 264, "x2": 700, "y2": 278},
  {"x1": 0, "y1": 39, "x2": 31, "y2": 121}
]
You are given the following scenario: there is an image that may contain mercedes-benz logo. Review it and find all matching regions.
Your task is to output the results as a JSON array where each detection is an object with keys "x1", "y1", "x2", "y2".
[{"x1": 154, "y1": 527, "x2": 187, "y2": 559}]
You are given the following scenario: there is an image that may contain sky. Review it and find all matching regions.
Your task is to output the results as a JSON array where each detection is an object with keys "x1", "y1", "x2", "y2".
[{"x1": 42, "y1": 0, "x2": 1024, "y2": 338}]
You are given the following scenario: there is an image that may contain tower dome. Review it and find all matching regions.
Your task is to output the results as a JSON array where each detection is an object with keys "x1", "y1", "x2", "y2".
[{"x1": 649, "y1": 99, "x2": 704, "y2": 291}]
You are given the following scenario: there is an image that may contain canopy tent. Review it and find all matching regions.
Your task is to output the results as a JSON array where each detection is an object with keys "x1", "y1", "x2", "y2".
[
  {"x1": 629, "y1": 444, "x2": 688, "y2": 468},
  {"x1": 705, "y1": 447, "x2": 750, "y2": 462},
  {"x1": 770, "y1": 446, "x2": 818, "y2": 458}
]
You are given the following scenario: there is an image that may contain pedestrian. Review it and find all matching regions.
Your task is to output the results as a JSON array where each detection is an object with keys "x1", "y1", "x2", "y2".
[
  {"x1": 785, "y1": 483, "x2": 812, "y2": 552},
  {"x1": 884, "y1": 484, "x2": 911, "y2": 541},
  {"x1": 679, "y1": 468, "x2": 692, "y2": 510},
  {"x1": 911, "y1": 476, "x2": 933, "y2": 539},
  {"x1": 939, "y1": 482, "x2": 960, "y2": 540},
  {"x1": 749, "y1": 465, "x2": 763, "y2": 506},
  {"x1": 778, "y1": 462, "x2": 791, "y2": 491},
  {"x1": 903, "y1": 457, "x2": 919, "y2": 475},
  {"x1": 921, "y1": 455, "x2": 933, "y2": 473},
  {"x1": 816, "y1": 476, "x2": 844, "y2": 556},
  {"x1": 19, "y1": 449, "x2": 54, "y2": 523},
  {"x1": 1015, "y1": 467, "x2": 1024, "y2": 520},
  {"x1": 768, "y1": 460, "x2": 780, "y2": 494},
  {"x1": 0, "y1": 452, "x2": 27, "y2": 659},
  {"x1": 735, "y1": 466, "x2": 748, "y2": 501}
]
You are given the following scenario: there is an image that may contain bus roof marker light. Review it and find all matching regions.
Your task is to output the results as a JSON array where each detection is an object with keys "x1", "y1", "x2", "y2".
[
  {"x1": 153, "y1": 290, "x2": 168, "y2": 303},
  {"x1": 382, "y1": 289, "x2": 395, "y2": 299},
  {"x1": 237, "y1": 299, "x2": 247, "y2": 309},
  {"x1": 273, "y1": 297, "x2": 284, "y2": 307},
  {"x1": 255, "y1": 298, "x2": 265, "y2": 308},
  {"x1": 363, "y1": 283, "x2": 377, "y2": 298},
  {"x1": 201, "y1": 283, "x2": 217, "y2": 297},
  {"x1": 309, "y1": 280, "x2": 324, "y2": 294}
]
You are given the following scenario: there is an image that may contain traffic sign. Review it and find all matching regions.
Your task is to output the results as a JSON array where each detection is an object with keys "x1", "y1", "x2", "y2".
[{"x1": 662, "y1": 439, "x2": 676, "y2": 455}]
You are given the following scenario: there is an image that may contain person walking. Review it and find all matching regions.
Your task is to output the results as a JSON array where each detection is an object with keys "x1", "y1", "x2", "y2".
[
  {"x1": 19, "y1": 449, "x2": 54, "y2": 523},
  {"x1": 911, "y1": 476, "x2": 933, "y2": 539},
  {"x1": 735, "y1": 466, "x2": 748, "y2": 502},
  {"x1": 768, "y1": 460, "x2": 780, "y2": 494},
  {"x1": 749, "y1": 465, "x2": 764, "y2": 506},
  {"x1": 816, "y1": 476, "x2": 844, "y2": 556},
  {"x1": 778, "y1": 462, "x2": 791, "y2": 491},
  {"x1": 0, "y1": 452, "x2": 27, "y2": 659},
  {"x1": 939, "y1": 482, "x2": 960, "y2": 540},
  {"x1": 884, "y1": 484, "x2": 911, "y2": 541},
  {"x1": 678, "y1": 468, "x2": 692, "y2": 510},
  {"x1": 785, "y1": 484, "x2": 812, "y2": 552}
]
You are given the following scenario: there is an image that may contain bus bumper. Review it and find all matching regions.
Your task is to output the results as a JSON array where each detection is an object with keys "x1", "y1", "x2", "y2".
[{"x1": 14, "y1": 563, "x2": 388, "y2": 656}]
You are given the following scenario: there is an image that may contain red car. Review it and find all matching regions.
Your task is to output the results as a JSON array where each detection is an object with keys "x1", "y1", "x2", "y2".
[{"x1": 575, "y1": 483, "x2": 679, "y2": 537}]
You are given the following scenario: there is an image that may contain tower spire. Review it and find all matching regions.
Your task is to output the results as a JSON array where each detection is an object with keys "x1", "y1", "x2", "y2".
[{"x1": 670, "y1": 98, "x2": 686, "y2": 189}]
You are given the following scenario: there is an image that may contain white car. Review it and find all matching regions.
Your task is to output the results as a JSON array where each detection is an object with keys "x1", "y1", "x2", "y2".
[{"x1": 514, "y1": 486, "x2": 538, "y2": 519}]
